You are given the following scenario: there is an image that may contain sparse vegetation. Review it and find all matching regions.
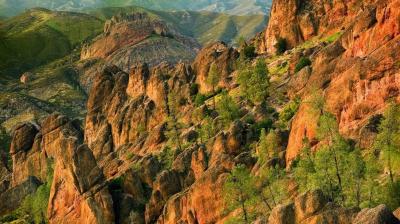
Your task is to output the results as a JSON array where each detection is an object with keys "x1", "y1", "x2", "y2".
[{"x1": 294, "y1": 57, "x2": 311, "y2": 73}]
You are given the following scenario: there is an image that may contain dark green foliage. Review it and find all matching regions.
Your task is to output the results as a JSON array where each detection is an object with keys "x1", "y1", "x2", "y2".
[
  {"x1": 194, "y1": 93, "x2": 208, "y2": 107},
  {"x1": 237, "y1": 59, "x2": 270, "y2": 105},
  {"x1": 274, "y1": 38, "x2": 287, "y2": 55},
  {"x1": 190, "y1": 83, "x2": 199, "y2": 96},
  {"x1": 216, "y1": 91, "x2": 240, "y2": 127},
  {"x1": 252, "y1": 118, "x2": 273, "y2": 139},
  {"x1": 241, "y1": 45, "x2": 256, "y2": 60},
  {"x1": 294, "y1": 57, "x2": 312, "y2": 73},
  {"x1": 109, "y1": 176, "x2": 124, "y2": 192},
  {"x1": 0, "y1": 127, "x2": 11, "y2": 168}
]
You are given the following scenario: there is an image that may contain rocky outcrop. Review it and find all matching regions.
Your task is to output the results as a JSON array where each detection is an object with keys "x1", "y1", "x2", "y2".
[
  {"x1": 2, "y1": 113, "x2": 114, "y2": 224},
  {"x1": 353, "y1": 205, "x2": 400, "y2": 224},
  {"x1": 192, "y1": 42, "x2": 239, "y2": 94},
  {"x1": 277, "y1": 0, "x2": 400, "y2": 164},
  {"x1": 262, "y1": 0, "x2": 377, "y2": 54},
  {"x1": 268, "y1": 190, "x2": 355, "y2": 224},
  {"x1": 81, "y1": 12, "x2": 200, "y2": 71}
]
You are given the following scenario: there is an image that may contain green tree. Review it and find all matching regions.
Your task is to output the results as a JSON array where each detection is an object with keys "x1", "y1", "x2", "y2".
[
  {"x1": 256, "y1": 166, "x2": 288, "y2": 213},
  {"x1": 257, "y1": 129, "x2": 279, "y2": 166},
  {"x1": 237, "y1": 59, "x2": 270, "y2": 105},
  {"x1": 293, "y1": 138, "x2": 316, "y2": 193},
  {"x1": 166, "y1": 92, "x2": 183, "y2": 151},
  {"x1": 343, "y1": 148, "x2": 366, "y2": 207},
  {"x1": 316, "y1": 112, "x2": 350, "y2": 203},
  {"x1": 199, "y1": 116, "x2": 217, "y2": 144},
  {"x1": 374, "y1": 102, "x2": 400, "y2": 184},
  {"x1": 223, "y1": 165, "x2": 257, "y2": 223},
  {"x1": 207, "y1": 62, "x2": 220, "y2": 110},
  {"x1": 216, "y1": 91, "x2": 240, "y2": 127},
  {"x1": 361, "y1": 153, "x2": 382, "y2": 208}
]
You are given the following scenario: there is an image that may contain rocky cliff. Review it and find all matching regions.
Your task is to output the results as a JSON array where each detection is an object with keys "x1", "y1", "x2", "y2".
[
  {"x1": 1, "y1": 0, "x2": 400, "y2": 223},
  {"x1": 260, "y1": 0, "x2": 400, "y2": 164}
]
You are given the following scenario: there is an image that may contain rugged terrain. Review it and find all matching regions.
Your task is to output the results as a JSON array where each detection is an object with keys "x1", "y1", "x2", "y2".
[
  {"x1": 0, "y1": 0, "x2": 272, "y2": 17},
  {"x1": 1, "y1": 0, "x2": 400, "y2": 224}
]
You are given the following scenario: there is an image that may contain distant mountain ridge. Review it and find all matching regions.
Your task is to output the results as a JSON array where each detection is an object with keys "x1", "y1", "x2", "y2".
[{"x1": 0, "y1": 0, "x2": 272, "y2": 17}]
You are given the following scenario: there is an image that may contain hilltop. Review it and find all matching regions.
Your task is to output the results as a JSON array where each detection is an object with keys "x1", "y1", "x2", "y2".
[{"x1": 0, "y1": 0, "x2": 272, "y2": 17}]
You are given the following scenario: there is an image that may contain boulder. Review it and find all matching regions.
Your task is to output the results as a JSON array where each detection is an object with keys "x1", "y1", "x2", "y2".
[{"x1": 353, "y1": 205, "x2": 400, "y2": 224}]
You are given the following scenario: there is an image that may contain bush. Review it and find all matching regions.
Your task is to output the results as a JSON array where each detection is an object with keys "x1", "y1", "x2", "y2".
[
  {"x1": 194, "y1": 93, "x2": 208, "y2": 107},
  {"x1": 274, "y1": 38, "x2": 287, "y2": 55},
  {"x1": 242, "y1": 45, "x2": 256, "y2": 59},
  {"x1": 157, "y1": 146, "x2": 179, "y2": 170},
  {"x1": 190, "y1": 83, "x2": 199, "y2": 96},
  {"x1": 294, "y1": 57, "x2": 312, "y2": 73},
  {"x1": 278, "y1": 97, "x2": 301, "y2": 129}
]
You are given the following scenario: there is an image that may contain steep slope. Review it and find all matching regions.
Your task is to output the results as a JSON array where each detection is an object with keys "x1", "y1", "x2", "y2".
[{"x1": 258, "y1": 0, "x2": 400, "y2": 164}]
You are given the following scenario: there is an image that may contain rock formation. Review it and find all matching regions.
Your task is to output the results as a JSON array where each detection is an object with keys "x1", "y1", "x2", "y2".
[
  {"x1": 263, "y1": 0, "x2": 400, "y2": 164},
  {"x1": 81, "y1": 12, "x2": 200, "y2": 71},
  {"x1": 1, "y1": 0, "x2": 400, "y2": 223}
]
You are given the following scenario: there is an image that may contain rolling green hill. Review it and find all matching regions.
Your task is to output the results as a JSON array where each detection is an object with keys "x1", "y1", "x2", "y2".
[
  {"x1": 0, "y1": 0, "x2": 271, "y2": 17},
  {"x1": 0, "y1": 8, "x2": 103, "y2": 77}
]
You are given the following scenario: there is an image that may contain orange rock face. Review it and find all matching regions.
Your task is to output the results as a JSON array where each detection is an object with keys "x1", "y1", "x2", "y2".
[{"x1": 283, "y1": 0, "x2": 400, "y2": 164}]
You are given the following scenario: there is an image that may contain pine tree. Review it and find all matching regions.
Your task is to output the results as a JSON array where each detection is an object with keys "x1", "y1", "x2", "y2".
[
  {"x1": 216, "y1": 90, "x2": 240, "y2": 127},
  {"x1": 223, "y1": 165, "x2": 257, "y2": 223},
  {"x1": 343, "y1": 148, "x2": 366, "y2": 207},
  {"x1": 374, "y1": 102, "x2": 400, "y2": 184},
  {"x1": 237, "y1": 59, "x2": 270, "y2": 105},
  {"x1": 199, "y1": 116, "x2": 216, "y2": 143},
  {"x1": 257, "y1": 129, "x2": 279, "y2": 166},
  {"x1": 207, "y1": 62, "x2": 220, "y2": 110},
  {"x1": 166, "y1": 92, "x2": 183, "y2": 151}
]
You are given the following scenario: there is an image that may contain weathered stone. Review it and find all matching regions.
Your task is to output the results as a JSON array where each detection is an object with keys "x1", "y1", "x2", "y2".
[
  {"x1": 0, "y1": 176, "x2": 41, "y2": 215},
  {"x1": 353, "y1": 205, "x2": 400, "y2": 224}
]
